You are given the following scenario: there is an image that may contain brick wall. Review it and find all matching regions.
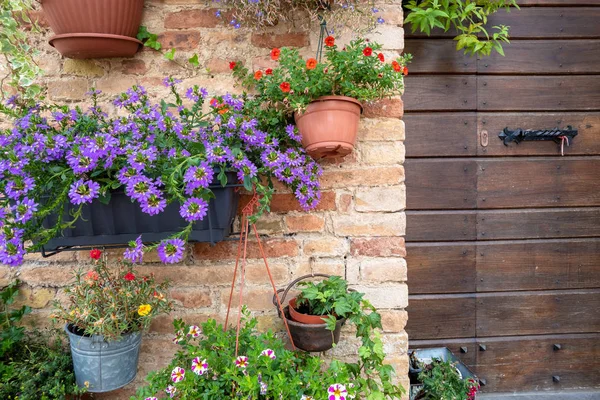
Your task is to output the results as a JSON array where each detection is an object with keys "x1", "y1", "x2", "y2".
[{"x1": 1, "y1": 1, "x2": 408, "y2": 397}]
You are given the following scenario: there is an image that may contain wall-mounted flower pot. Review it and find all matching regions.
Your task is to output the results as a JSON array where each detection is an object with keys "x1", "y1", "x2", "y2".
[
  {"x1": 294, "y1": 95, "x2": 362, "y2": 159},
  {"x1": 42, "y1": 173, "x2": 239, "y2": 252},
  {"x1": 65, "y1": 324, "x2": 141, "y2": 393},
  {"x1": 283, "y1": 306, "x2": 345, "y2": 352},
  {"x1": 41, "y1": 0, "x2": 144, "y2": 58}
]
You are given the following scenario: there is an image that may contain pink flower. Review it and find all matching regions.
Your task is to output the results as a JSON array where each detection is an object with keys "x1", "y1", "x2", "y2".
[
  {"x1": 192, "y1": 357, "x2": 209, "y2": 375},
  {"x1": 188, "y1": 325, "x2": 201, "y2": 337},
  {"x1": 145, "y1": 398, "x2": 158, "y2": 400},
  {"x1": 171, "y1": 366, "x2": 185, "y2": 383},
  {"x1": 235, "y1": 355, "x2": 248, "y2": 368},
  {"x1": 165, "y1": 385, "x2": 177, "y2": 398},
  {"x1": 172, "y1": 330, "x2": 184, "y2": 344},
  {"x1": 328, "y1": 383, "x2": 347, "y2": 400},
  {"x1": 260, "y1": 348, "x2": 276, "y2": 359}
]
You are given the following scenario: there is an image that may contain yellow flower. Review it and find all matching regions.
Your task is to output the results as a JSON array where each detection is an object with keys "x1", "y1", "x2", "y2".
[{"x1": 138, "y1": 304, "x2": 152, "y2": 316}]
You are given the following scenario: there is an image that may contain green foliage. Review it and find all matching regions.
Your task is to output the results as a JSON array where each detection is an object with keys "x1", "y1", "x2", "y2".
[
  {"x1": 0, "y1": 0, "x2": 43, "y2": 100},
  {"x1": 52, "y1": 252, "x2": 172, "y2": 341},
  {"x1": 0, "y1": 280, "x2": 85, "y2": 399},
  {"x1": 415, "y1": 359, "x2": 479, "y2": 400},
  {"x1": 134, "y1": 308, "x2": 404, "y2": 399},
  {"x1": 294, "y1": 276, "x2": 404, "y2": 399},
  {"x1": 404, "y1": 0, "x2": 519, "y2": 56},
  {"x1": 137, "y1": 25, "x2": 162, "y2": 50}
]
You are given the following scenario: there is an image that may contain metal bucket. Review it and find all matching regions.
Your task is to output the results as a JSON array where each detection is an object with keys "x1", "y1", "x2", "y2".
[{"x1": 65, "y1": 324, "x2": 142, "y2": 393}]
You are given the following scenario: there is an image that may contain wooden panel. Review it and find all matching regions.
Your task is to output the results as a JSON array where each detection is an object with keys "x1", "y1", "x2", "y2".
[
  {"x1": 477, "y1": 239, "x2": 600, "y2": 292},
  {"x1": 407, "y1": 243, "x2": 476, "y2": 294},
  {"x1": 405, "y1": 113, "x2": 477, "y2": 157},
  {"x1": 477, "y1": 290, "x2": 600, "y2": 336},
  {"x1": 479, "y1": 40, "x2": 600, "y2": 74},
  {"x1": 478, "y1": 208, "x2": 600, "y2": 240},
  {"x1": 403, "y1": 40, "x2": 476, "y2": 74},
  {"x1": 406, "y1": 211, "x2": 477, "y2": 242},
  {"x1": 478, "y1": 76, "x2": 600, "y2": 111},
  {"x1": 403, "y1": 76, "x2": 476, "y2": 111},
  {"x1": 476, "y1": 334, "x2": 600, "y2": 391},
  {"x1": 478, "y1": 158, "x2": 600, "y2": 208},
  {"x1": 406, "y1": 160, "x2": 477, "y2": 209},
  {"x1": 478, "y1": 113, "x2": 600, "y2": 156},
  {"x1": 406, "y1": 295, "x2": 476, "y2": 340},
  {"x1": 487, "y1": 7, "x2": 600, "y2": 39}
]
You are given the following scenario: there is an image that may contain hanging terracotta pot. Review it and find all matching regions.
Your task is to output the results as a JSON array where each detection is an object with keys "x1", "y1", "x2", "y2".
[
  {"x1": 288, "y1": 297, "x2": 330, "y2": 324},
  {"x1": 294, "y1": 95, "x2": 362, "y2": 159},
  {"x1": 41, "y1": 0, "x2": 144, "y2": 59}
]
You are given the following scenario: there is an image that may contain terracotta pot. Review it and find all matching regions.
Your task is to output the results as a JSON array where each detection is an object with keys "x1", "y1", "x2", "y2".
[
  {"x1": 288, "y1": 297, "x2": 330, "y2": 325},
  {"x1": 41, "y1": 0, "x2": 144, "y2": 58},
  {"x1": 294, "y1": 95, "x2": 362, "y2": 159},
  {"x1": 283, "y1": 306, "x2": 345, "y2": 352}
]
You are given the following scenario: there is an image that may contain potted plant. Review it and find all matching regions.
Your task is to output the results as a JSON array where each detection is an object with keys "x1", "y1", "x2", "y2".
[
  {"x1": 412, "y1": 358, "x2": 480, "y2": 400},
  {"x1": 0, "y1": 80, "x2": 323, "y2": 266},
  {"x1": 232, "y1": 37, "x2": 411, "y2": 158},
  {"x1": 41, "y1": 0, "x2": 144, "y2": 58},
  {"x1": 134, "y1": 307, "x2": 405, "y2": 399},
  {"x1": 52, "y1": 250, "x2": 171, "y2": 393}
]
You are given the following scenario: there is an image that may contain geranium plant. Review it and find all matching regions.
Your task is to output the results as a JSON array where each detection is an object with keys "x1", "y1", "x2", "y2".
[
  {"x1": 52, "y1": 250, "x2": 172, "y2": 341},
  {"x1": 0, "y1": 79, "x2": 322, "y2": 266},
  {"x1": 134, "y1": 308, "x2": 405, "y2": 399},
  {"x1": 233, "y1": 37, "x2": 411, "y2": 116}
]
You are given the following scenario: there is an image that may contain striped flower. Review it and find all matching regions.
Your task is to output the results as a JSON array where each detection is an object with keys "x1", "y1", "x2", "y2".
[
  {"x1": 235, "y1": 355, "x2": 248, "y2": 369},
  {"x1": 171, "y1": 366, "x2": 185, "y2": 383},
  {"x1": 165, "y1": 385, "x2": 177, "y2": 398},
  {"x1": 145, "y1": 398, "x2": 158, "y2": 400},
  {"x1": 188, "y1": 325, "x2": 201, "y2": 337},
  {"x1": 328, "y1": 383, "x2": 348, "y2": 400},
  {"x1": 301, "y1": 396, "x2": 315, "y2": 400},
  {"x1": 191, "y1": 357, "x2": 209, "y2": 376},
  {"x1": 260, "y1": 348, "x2": 276, "y2": 359}
]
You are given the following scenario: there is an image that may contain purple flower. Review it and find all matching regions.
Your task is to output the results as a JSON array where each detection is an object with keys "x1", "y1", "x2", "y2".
[
  {"x1": 179, "y1": 197, "x2": 208, "y2": 222},
  {"x1": 140, "y1": 192, "x2": 167, "y2": 215},
  {"x1": 0, "y1": 237, "x2": 25, "y2": 267},
  {"x1": 12, "y1": 197, "x2": 38, "y2": 224},
  {"x1": 157, "y1": 238, "x2": 185, "y2": 264},
  {"x1": 163, "y1": 77, "x2": 182, "y2": 88},
  {"x1": 124, "y1": 235, "x2": 144, "y2": 263},
  {"x1": 68, "y1": 179, "x2": 100, "y2": 205},
  {"x1": 285, "y1": 125, "x2": 302, "y2": 142},
  {"x1": 184, "y1": 163, "x2": 213, "y2": 195},
  {"x1": 4, "y1": 175, "x2": 35, "y2": 200},
  {"x1": 377, "y1": 17, "x2": 385, "y2": 23}
]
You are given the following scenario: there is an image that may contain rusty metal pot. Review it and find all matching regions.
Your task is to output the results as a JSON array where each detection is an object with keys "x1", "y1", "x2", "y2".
[{"x1": 273, "y1": 274, "x2": 347, "y2": 352}]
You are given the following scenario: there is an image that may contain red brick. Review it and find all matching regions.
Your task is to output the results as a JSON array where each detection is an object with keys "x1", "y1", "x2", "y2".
[
  {"x1": 206, "y1": 57, "x2": 232, "y2": 74},
  {"x1": 350, "y1": 237, "x2": 407, "y2": 257},
  {"x1": 285, "y1": 215, "x2": 325, "y2": 233},
  {"x1": 121, "y1": 59, "x2": 148, "y2": 75},
  {"x1": 170, "y1": 288, "x2": 213, "y2": 308},
  {"x1": 363, "y1": 98, "x2": 404, "y2": 118},
  {"x1": 320, "y1": 167, "x2": 405, "y2": 189},
  {"x1": 19, "y1": 266, "x2": 75, "y2": 287},
  {"x1": 165, "y1": 9, "x2": 221, "y2": 29},
  {"x1": 239, "y1": 192, "x2": 335, "y2": 213},
  {"x1": 338, "y1": 193, "x2": 353, "y2": 213},
  {"x1": 251, "y1": 32, "x2": 309, "y2": 48},
  {"x1": 194, "y1": 238, "x2": 298, "y2": 260},
  {"x1": 159, "y1": 31, "x2": 201, "y2": 51}
]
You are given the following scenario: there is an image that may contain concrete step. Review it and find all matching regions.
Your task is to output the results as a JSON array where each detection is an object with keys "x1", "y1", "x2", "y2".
[{"x1": 478, "y1": 391, "x2": 600, "y2": 400}]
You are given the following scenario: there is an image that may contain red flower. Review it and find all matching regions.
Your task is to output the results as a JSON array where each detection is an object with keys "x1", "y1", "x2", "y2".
[
  {"x1": 124, "y1": 272, "x2": 136, "y2": 281},
  {"x1": 271, "y1": 48, "x2": 281, "y2": 61},
  {"x1": 210, "y1": 98, "x2": 219, "y2": 107},
  {"x1": 90, "y1": 249, "x2": 101, "y2": 260},
  {"x1": 229, "y1": 61, "x2": 236, "y2": 70},
  {"x1": 85, "y1": 270, "x2": 99, "y2": 281},
  {"x1": 279, "y1": 82, "x2": 291, "y2": 93},
  {"x1": 377, "y1": 53, "x2": 385, "y2": 62},
  {"x1": 306, "y1": 58, "x2": 317, "y2": 70},
  {"x1": 265, "y1": 68, "x2": 273, "y2": 75},
  {"x1": 363, "y1": 47, "x2": 373, "y2": 56},
  {"x1": 403, "y1": 66, "x2": 409, "y2": 76},
  {"x1": 254, "y1": 70, "x2": 263, "y2": 80},
  {"x1": 392, "y1": 61, "x2": 401, "y2": 72},
  {"x1": 324, "y1": 36, "x2": 335, "y2": 47}
]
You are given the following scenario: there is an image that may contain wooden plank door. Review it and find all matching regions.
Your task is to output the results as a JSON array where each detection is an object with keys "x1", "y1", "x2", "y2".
[{"x1": 403, "y1": 1, "x2": 600, "y2": 393}]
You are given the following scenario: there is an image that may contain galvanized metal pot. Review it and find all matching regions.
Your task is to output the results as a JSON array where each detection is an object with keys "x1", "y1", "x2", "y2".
[{"x1": 65, "y1": 324, "x2": 142, "y2": 393}]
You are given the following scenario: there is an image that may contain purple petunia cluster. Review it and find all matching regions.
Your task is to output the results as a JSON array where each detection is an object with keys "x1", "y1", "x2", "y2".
[{"x1": 0, "y1": 82, "x2": 321, "y2": 266}]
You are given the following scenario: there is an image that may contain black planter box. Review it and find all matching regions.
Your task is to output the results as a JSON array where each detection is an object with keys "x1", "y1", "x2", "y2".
[{"x1": 41, "y1": 174, "x2": 240, "y2": 252}]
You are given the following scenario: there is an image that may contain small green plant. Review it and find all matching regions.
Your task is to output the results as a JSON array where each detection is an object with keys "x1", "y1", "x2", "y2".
[
  {"x1": 134, "y1": 308, "x2": 404, "y2": 399},
  {"x1": 0, "y1": 0, "x2": 43, "y2": 100},
  {"x1": 52, "y1": 250, "x2": 172, "y2": 341},
  {"x1": 404, "y1": 0, "x2": 519, "y2": 56},
  {"x1": 415, "y1": 359, "x2": 480, "y2": 400},
  {"x1": 0, "y1": 280, "x2": 85, "y2": 399}
]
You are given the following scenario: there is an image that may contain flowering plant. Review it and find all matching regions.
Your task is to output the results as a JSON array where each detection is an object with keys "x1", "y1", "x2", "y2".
[
  {"x1": 415, "y1": 358, "x2": 480, "y2": 400},
  {"x1": 232, "y1": 37, "x2": 411, "y2": 116},
  {"x1": 0, "y1": 79, "x2": 322, "y2": 266},
  {"x1": 52, "y1": 250, "x2": 172, "y2": 341},
  {"x1": 135, "y1": 308, "x2": 404, "y2": 399}
]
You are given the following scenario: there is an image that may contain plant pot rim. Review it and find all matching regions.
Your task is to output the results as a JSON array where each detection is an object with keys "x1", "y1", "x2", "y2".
[
  {"x1": 283, "y1": 306, "x2": 346, "y2": 328},
  {"x1": 310, "y1": 95, "x2": 363, "y2": 109},
  {"x1": 288, "y1": 297, "x2": 337, "y2": 325},
  {"x1": 49, "y1": 32, "x2": 143, "y2": 46},
  {"x1": 65, "y1": 323, "x2": 140, "y2": 340}
]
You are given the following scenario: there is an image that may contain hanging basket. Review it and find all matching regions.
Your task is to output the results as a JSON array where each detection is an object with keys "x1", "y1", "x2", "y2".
[
  {"x1": 273, "y1": 274, "x2": 347, "y2": 352},
  {"x1": 40, "y1": 173, "x2": 239, "y2": 253},
  {"x1": 41, "y1": 0, "x2": 144, "y2": 58}
]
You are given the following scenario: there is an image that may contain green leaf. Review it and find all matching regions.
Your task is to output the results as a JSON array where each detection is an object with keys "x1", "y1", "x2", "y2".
[
  {"x1": 243, "y1": 176, "x2": 253, "y2": 191},
  {"x1": 98, "y1": 191, "x2": 111, "y2": 205},
  {"x1": 164, "y1": 48, "x2": 176, "y2": 61},
  {"x1": 188, "y1": 54, "x2": 200, "y2": 67}
]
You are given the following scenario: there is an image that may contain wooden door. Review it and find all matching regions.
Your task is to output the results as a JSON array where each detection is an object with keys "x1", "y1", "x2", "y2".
[{"x1": 403, "y1": 1, "x2": 600, "y2": 393}]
